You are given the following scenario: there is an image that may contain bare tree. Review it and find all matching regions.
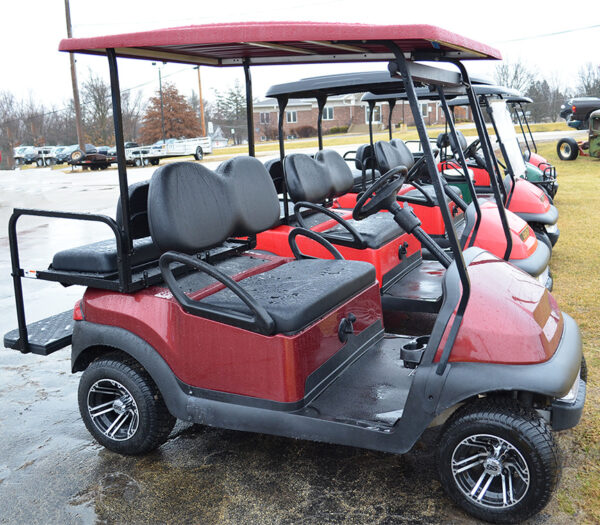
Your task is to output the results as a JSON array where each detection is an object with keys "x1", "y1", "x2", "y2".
[
  {"x1": 81, "y1": 71, "x2": 113, "y2": 145},
  {"x1": 576, "y1": 63, "x2": 600, "y2": 96},
  {"x1": 121, "y1": 90, "x2": 144, "y2": 143},
  {"x1": 494, "y1": 60, "x2": 535, "y2": 93}
]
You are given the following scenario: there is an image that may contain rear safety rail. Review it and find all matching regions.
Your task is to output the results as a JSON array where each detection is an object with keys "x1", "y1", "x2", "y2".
[{"x1": 7, "y1": 208, "x2": 128, "y2": 354}]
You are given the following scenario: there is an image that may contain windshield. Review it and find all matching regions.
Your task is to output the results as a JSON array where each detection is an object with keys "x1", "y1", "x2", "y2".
[{"x1": 489, "y1": 100, "x2": 527, "y2": 178}]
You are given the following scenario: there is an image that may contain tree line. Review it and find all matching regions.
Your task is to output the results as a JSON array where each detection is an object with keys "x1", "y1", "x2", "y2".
[
  {"x1": 1, "y1": 62, "x2": 598, "y2": 169},
  {"x1": 494, "y1": 61, "x2": 600, "y2": 122},
  {"x1": 0, "y1": 71, "x2": 249, "y2": 169}
]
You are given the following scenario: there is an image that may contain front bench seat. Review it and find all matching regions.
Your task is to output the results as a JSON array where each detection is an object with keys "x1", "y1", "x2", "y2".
[
  {"x1": 52, "y1": 180, "x2": 160, "y2": 273},
  {"x1": 148, "y1": 159, "x2": 376, "y2": 335},
  {"x1": 284, "y1": 149, "x2": 404, "y2": 249}
]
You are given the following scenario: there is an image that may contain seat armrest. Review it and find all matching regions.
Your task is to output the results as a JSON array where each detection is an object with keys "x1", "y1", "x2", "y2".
[{"x1": 159, "y1": 251, "x2": 275, "y2": 335}]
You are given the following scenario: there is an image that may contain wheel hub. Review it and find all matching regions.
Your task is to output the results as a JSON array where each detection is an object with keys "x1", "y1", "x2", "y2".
[{"x1": 483, "y1": 457, "x2": 502, "y2": 476}]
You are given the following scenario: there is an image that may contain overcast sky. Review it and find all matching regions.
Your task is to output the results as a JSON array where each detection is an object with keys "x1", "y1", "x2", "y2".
[{"x1": 2, "y1": 0, "x2": 599, "y2": 111}]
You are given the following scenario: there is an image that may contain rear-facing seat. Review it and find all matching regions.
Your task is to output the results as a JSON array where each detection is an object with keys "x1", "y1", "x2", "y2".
[
  {"x1": 148, "y1": 159, "x2": 376, "y2": 335},
  {"x1": 52, "y1": 180, "x2": 160, "y2": 273}
]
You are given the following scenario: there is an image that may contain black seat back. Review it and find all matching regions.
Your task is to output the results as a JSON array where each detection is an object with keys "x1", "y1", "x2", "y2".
[
  {"x1": 116, "y1": 180, "x2": 151, "y2": 239},
  {"x1": 264, "y1": 159, "x2": 285, "y2": 194},
  {"x1": 374, "y1": 141, "x2": 412, "y2": 174},
  {"x1": 354, "y1": 144, "x2": 376, "y2": 171},
  {"x1": 284, "y1": 150, "x2": 354, "y2": 204},
  {"x1": 148, "y1": 159, "x2": 280, "y2": 254},
  {"x1": 448, "y1": 130, "x2": 468, "y2": 153},
  {"x1": 389, "y1": 139, "x2": 416, "y2": 170}
]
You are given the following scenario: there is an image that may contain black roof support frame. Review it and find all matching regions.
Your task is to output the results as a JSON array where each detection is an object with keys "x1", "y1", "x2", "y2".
[
  {"x1": 448, "y1": 60, "x2": 513, "y2": 261},
  {"x1": 387, "y1": 43, "x2": 470, "y2": 377}
]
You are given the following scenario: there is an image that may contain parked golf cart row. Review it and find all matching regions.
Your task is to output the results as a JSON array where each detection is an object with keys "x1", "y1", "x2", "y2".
[
  {"x1": 14, "y1": 145, "x2": 61, "y2": 166},
  {"x1": 4, "y1": 23, "x2": 585, "y2": 524}
]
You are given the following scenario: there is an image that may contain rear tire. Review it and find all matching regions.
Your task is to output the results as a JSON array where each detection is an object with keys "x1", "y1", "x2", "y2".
[
  {"x1": 134, "y1": 158, "x2": 142, "y2": 167},
  {"x1": 78, "y1": 353, "x2": 176, "y2": 455},
  {"x1": 36, "y1": 158, "x2": 44, "y2": 167},
  {"x1": 556, "y1": 138, "x2": 579, "y2": 161},
  {"x1": 194, "y1": 146, "x2": 203, "y2": 161},
  {"x1": 438, "y1": 399, "x2": 560, "y2": 524}
]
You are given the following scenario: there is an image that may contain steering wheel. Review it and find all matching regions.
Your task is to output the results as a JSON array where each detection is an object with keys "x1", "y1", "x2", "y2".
[
  {"x1": 462, "y1": 138, "x2": 480, "y2": 158},
  {"x1": 352, "y1": 165, "x2": 408, "y2": 221}
]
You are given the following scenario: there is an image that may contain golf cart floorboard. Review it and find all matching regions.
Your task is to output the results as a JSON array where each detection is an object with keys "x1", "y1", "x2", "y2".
[
  {"x1": 381, "y1": 260, "x2": 444, "y2": 313},
  {"x1": 3, "y1": 310, "x2": 73, "y2": 355},
  {"x1": 306, "y1": 335, "x2": 414, "y2": 429}
]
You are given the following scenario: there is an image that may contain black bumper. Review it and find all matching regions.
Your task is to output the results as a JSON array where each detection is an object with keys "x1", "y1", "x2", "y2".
[
  {"x1": 551, "y1": 378, "x2": 586, "y2": 431},
  {"x1": 509, "y1": 240, "x2": 551, "y2": 281},
  {"x1": 516, "y1": 204, "x2": 559, "y2": 227}
]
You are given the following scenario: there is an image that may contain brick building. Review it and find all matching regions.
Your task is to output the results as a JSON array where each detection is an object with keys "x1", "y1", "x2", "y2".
[{"x1": 253, "y1": 95, "x2": 471, "y2": 142}]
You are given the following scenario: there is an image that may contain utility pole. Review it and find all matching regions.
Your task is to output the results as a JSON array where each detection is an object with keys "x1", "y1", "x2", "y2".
[
  {"x1": 64, "y1": 0, "x2": 85, "y2": 152},
  {"x1": 153, "y1": 62, "x2": 166, "y2": 143},
  {"x1": 195, "y1": 66, "x2": 206, "y2": 136}
]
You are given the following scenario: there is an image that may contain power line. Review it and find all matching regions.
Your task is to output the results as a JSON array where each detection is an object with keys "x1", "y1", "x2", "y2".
[{"x1": 497, "y1": 24, "x2": 600, "y2": 43}]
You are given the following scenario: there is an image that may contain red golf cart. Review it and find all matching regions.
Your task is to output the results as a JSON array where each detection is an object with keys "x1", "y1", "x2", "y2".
[{"x1": 3, "y1": 22, "x2": 584, "y2": 524}]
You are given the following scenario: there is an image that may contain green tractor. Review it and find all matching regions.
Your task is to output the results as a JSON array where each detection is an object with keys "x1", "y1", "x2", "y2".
[{"x1": 557, "y1": 109, "x2": 600, "y2": 161}]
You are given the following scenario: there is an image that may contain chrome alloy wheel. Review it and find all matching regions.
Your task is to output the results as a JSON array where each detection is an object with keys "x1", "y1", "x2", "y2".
[
  {"x1": 451, "y1": 433, "x2": 530, "y2": 509},
  {"x1": 87, "y1": 379, "x2": 139, "y2": 441}
]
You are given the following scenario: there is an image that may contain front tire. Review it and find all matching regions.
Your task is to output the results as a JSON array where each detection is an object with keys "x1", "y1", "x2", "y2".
[
  {"x1": 438, "y1": 399, "x2": 560, "y2": 524},
  {"x1": 78, "y1": 354, "x2": 176, "y2": 455},
  {"x1": 556, "y1": 138, "x2": 579, "y2": 161}
]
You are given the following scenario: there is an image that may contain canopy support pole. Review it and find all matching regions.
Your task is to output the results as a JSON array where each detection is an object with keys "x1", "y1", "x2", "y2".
[
  {"x1": 243, "y1": 61, "x2": 255, "y2": 157},
  {"x1": 388, "y1": 43, "x2": 470, "y2": 377},
  {"x1": 317, "y1": 96, "x2": 327, "y2": 151},
  {"x1": 277, "y1": 97, "x2": 290, "y2": 224},
  {"x1": 107, "y1": 49, "x2": 133, "y2": 288}
]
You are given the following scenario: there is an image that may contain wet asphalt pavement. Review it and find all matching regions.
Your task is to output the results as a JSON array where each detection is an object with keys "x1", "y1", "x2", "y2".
[{"x1": 0, "y1": 159, "x2": 568, "y2": 524}]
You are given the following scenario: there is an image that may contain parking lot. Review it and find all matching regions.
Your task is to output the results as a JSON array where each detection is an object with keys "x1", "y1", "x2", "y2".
[{"x1": 2, "y1": 139, "x2": 597, "y2": 524}]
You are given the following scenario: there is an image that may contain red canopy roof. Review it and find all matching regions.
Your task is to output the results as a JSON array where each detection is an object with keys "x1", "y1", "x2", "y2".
[{"x1": 59, "y1": 22, "x2": 501, "y2": 66}]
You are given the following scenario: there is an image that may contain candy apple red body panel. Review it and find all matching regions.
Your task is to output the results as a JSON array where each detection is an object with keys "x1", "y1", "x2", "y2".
[
  {"x1": 437, "y1": 250, "x2": 563, "y2": 364},
  {"x1": 82, "y1": 253, "x2": 383, "y2": 404}
]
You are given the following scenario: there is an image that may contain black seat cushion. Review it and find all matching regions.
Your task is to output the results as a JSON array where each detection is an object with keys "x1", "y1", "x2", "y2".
[
  {"x1": 323, "y1": 212, "x2": 404, "y2": 249},
  {"x1": 202, "y1": 259, "x2": 375, "y2": 334},
  {"x1": 52, "y1": 237, "x2": 160, "y2": 273},
  {"x1": 148, "y1": 159, "x2": 280, "y2": 254},
  {"x1": 350, "y1": 167, "x2": 380, "y2": 192}
]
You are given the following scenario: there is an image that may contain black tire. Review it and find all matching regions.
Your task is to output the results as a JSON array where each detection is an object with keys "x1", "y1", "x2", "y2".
[
  {"x1": 44, "y1": 158, "x2": 53, "y2": 166},
  {"x1": 194, "y1": 146, "x2": 203, "y2": 161},
  {"x1": 134, "y1": 158, "x2": 142, "y2": 167},
  {"x1": 143, "y1": 158, "x2": 150, "y2": 166},
  {"x1": 556, "y1": 138, "x2": 579, "y2": 161},
  {"x1": 36, "y1": 158, "x2": 44, "y2": 167},
  {"x1": 78, "y1": 353, "x2": 176, "y2": 455},
  {"x1": 150, "y1": 159, "x2": 159, "y2": 166},
  {"x1": 438, "y1": 399, "x2": 560, "y2": 524}
]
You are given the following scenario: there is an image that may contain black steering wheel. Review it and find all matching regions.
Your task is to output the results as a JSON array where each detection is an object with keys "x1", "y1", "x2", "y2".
[
  {"x1": 462, "y1": 138, "x2": 480, "y2": 158},
  {"x1": 352, "y1": 165, "x2": 408, "y2": 221}
]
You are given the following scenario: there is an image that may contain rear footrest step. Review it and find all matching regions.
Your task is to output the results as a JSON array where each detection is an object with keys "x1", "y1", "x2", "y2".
[{"x1": 3, "y1": 310, "x2": 74, "y2": 355}]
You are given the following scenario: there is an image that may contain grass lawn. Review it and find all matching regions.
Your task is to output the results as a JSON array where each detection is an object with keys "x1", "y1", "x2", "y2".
[{"x1": 536, "y1": 142, "x2": 600, "y2": 522}]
